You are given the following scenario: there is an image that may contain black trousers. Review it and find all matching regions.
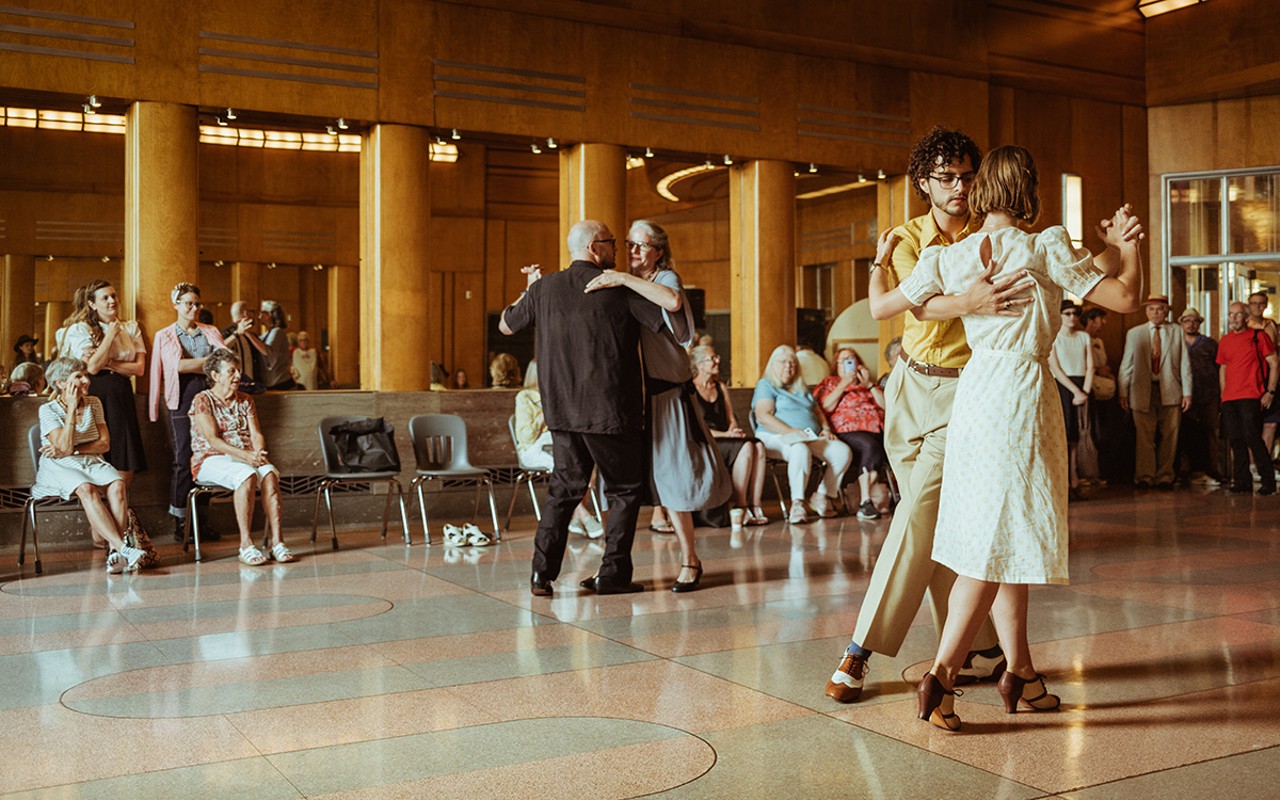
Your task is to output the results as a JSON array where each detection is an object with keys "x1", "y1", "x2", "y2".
[
  {"x1": 165, "y1": 375, "x2": 205, "y2": 518},
  {"x1": 532, "y1": 428, "x2": 646, "y2": 584},
  {"x1": 1222, "y1": 399, "x2": 1273, "y2": 490}
]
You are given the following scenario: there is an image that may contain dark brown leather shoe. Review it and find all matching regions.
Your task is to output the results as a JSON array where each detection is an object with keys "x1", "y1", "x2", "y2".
[
  {"x1": 530, "y1": 572, "x2": 553, "y2": 597},
  {"x1": 583, "y1": 576, "x2": 644, "y2": 594},
  {"x1": 824, "y1": 653, "x2": 868, "y2": 703}
]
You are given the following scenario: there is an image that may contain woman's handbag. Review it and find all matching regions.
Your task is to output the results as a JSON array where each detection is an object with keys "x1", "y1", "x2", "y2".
[
  {"x1": 329, "y1": 418, "x2": 401, "y2": 472},
  {"x1": 1091, "y1": 374, "x2": 1116, "y2": 401}
]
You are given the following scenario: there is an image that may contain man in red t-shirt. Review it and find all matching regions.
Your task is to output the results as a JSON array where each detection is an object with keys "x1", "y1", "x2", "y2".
[{"x1": 1217, "y1": 301, "x2": 1279, "y2": 495}]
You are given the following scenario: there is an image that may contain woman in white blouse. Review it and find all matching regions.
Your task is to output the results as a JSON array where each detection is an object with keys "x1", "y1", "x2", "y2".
[
  {"x1": 1049, "y1": 300, "x2": 1094, "y2": 496},
  {"x1": 62, "y1": 279, "x2": 148, "y2": 483},
  {"x1": 33, "y1": 357, "x2": 148, "y2": 573}
]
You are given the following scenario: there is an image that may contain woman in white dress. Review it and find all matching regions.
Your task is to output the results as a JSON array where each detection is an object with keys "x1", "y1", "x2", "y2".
[
  {"x1": 868, "y1": 146, "x2": 1144, "y2": 731},
  {"x1": 33, "y1": 357, "x2": 148, "y2": 573}
]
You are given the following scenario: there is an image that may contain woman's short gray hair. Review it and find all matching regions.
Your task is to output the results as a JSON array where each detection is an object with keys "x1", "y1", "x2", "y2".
[
  {"x1": 689, "y1": 345, "x2": 716, "y2": 371},
  {"x1": 203, "y1": 348, "x2": 241, "y2": 380},
  {"x1": 44, "y1": 357, "x2": 86, "y2": 388}
]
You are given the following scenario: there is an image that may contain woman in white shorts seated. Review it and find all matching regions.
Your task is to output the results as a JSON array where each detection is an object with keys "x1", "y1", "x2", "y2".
[
  {"x1": 34, "y1": 357, "x2": 148, "y2": 573},
  {"x1": 189, "y1": 348, "x2": 296, "y2": 565}
]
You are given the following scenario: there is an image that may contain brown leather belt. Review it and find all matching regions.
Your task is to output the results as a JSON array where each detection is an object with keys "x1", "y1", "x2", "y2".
[{"x1": 900, "y1": 350, "x2": 962, "y2": 378}]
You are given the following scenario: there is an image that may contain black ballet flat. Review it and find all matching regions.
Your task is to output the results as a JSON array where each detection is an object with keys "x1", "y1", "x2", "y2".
[{"x1": 672, "y1": 564, "x2": 703, "y2": 593}]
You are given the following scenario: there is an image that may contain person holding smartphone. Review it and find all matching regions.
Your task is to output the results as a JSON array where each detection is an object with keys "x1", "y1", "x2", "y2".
[{"x1": 813, "y1": 348, "x2": 887, "y2": 519}]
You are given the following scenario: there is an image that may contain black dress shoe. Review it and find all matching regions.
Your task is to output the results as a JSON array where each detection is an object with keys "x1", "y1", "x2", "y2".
[
  {"x1": 530, "y1": 572, "x2": 553, "y2": 596},
  {"x1": 582, "y1": 576, "x2": 644, "y2": 594},
  {"x1": 1259, "y1": 486, "x2": 1277, "y2": 497},
  {"x1": 671, "y1": 564, "x2": 703, "y2": 593}
]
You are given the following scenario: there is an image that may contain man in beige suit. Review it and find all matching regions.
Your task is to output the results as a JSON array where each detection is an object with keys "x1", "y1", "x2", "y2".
[{"x1": 1119, "y1": 295, "x2": 1193, "y2": 488}]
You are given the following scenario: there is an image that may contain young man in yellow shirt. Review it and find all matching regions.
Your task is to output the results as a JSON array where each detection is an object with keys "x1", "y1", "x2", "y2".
[{"x1": 826, "y1": 127, "x2": 1033, "y2": 703}]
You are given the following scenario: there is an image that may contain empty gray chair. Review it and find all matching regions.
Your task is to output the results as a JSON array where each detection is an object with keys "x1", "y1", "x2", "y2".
[{"x1": 409, "y1": 414, "x2": 500, "y2": 545}]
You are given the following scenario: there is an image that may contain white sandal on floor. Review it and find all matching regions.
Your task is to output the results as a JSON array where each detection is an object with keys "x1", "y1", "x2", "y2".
[
  {"x1": 443, "y1": 524, "x2": 467, "y2": 546},
  {"x1": 271, "y1": 542, "x2": 296, "y2": 563},
  {"x1": 239, "y1": 546, "x2": 268, "y2": 566},
  {"x1": 463, "y1": 523, "x2": 492, "y2": 547}
]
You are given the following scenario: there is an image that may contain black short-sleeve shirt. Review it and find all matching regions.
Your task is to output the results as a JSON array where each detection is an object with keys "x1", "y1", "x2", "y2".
[{"x1": 503, "y1": 261, "x2": 657, "y2": 434}]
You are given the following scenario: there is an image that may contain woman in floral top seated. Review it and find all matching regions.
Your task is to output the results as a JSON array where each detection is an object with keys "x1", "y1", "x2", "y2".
[
  {"x1": 812, "y1": 347, "x2": 887, "y2": 520},
  {"x1": 189, "y1": 348, "x2": 296, "y2": 565}
]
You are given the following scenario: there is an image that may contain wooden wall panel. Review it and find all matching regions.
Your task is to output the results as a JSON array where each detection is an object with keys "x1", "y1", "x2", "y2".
[{"x1": 1146, "y1": 0, "x2": 1280, "y2": 106}]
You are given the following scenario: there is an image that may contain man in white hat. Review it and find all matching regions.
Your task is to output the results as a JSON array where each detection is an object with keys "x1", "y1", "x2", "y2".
[
  {"x1": 1177, "y1": 307, "x2": 1222, "y2": 486},
  {"x1": 1119, "y1": 295, "x2": 1193, "y2": 488}
]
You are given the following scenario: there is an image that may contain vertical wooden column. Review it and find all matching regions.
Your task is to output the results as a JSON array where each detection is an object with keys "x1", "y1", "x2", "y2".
[
  {"x1": 44, "y1": 301, "x2": 72, "y2": 358},
  {"x1": 230, "y1": 262, "x2": 262, "y2": 315},
  {"x1": 559, "y1": 143, "x2": 627, "y2": 261},
  {"x1": 124, "y1": 102, "x2": 198, "y2": 345},
  {"x1": 875, "y1": 175, "x2": 924, "y2": 370},
  {"x1": 729, "y1": 160, "x2": 797, "y2": 386},
  {"x1": 327, "y1": 265, "x2": 359, "y2": 388},
  {"x1": 2, "y1": 254, "x2": 36, "y2": 364},
  {"x1": 360, "y1": 124, "x2": 431, "y2": 391}
]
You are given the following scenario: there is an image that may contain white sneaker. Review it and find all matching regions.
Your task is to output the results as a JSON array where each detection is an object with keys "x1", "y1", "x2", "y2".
[
  {"x1": 1251, "y1": 465, "x2": 1262, "y2": 483},
  {"x1": 809, "y1": 492, "x2": 836, "y2": 518},
  {"x1": 118, "y1": 545, "x2": 147, "y2": 573},
  {"x1": 788, "y1": 501, "x2": 808, "y2": 525},
  {"x1": 582, "y1": 516, "x2": 604, "y2": 539}
]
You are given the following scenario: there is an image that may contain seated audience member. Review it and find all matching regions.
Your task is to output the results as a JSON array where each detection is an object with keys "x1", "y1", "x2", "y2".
[
  {"x1": 514, "y1": 361, "x2": 602, "y2": 537},
  {"x1": 450, "y1": 368, "x2": 469, "y2": 389},
  {"x1": 13, "y1": 334, "x2": 40, "y2": 365},
  {"x1": 752, "y1": 344, "x2": 852, "y2": 524},
  {"x1": 691, "y1": 345, "x2": 768, "y2": 527},
  {"x1": 189, "y1": 348, "x2": 296, "y2": 565},
  {"x1": 489, "y1": 353, "x2": 522, "y2": 389},
  {"x1": 32, "y1": 357, "x2": 148, "y2": 573},
  {"x1": 9, "y1": 361, "x2": 46, "y2": 395},
  {"x1": 813, "y1": 347, "x2": 887, "y2": 520},
  {"x1": 258, "y1": 300, "x2": 297, "y2": 390},
  {"x1": 878, "y1": 337, "x2": 903, "y2": 390}
]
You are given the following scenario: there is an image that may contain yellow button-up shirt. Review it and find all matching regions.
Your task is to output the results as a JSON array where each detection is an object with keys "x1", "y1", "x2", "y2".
[{"x1": 888, "y1": 210, "x2": 977, "y2": 369}]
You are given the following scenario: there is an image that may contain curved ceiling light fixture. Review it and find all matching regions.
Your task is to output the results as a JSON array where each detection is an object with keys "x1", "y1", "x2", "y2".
[{"x1": 655, "y1": 162, "x2": 723, "y2": 203}]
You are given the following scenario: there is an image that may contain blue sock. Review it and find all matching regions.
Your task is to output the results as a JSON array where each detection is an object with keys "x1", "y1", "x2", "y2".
[{"x1": 844, "y1": 641, "x2": 872, "y2": 660}]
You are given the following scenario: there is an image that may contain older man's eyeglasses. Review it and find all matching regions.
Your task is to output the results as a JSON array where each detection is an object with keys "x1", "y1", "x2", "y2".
[{"x1": 927, "y1": 172, "x2": 975, "y2": 189}]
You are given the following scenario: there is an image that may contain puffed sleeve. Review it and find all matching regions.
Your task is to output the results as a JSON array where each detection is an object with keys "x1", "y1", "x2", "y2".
[
  {"x1": 63, "y1": 322, "x2": 94, "y2": 361},
  {"x1": 652, "y1": 269, "x2": 695, "y2": 347},
  {"x1": 126, "y1": 320, "x2": 146, "y2": 355},
  {"x1": 896, "y1": 244, "x2": 945, "y2": 306},
  {"x1": 1038, "y1": 226, "x2": 1104, "y2": 299}
]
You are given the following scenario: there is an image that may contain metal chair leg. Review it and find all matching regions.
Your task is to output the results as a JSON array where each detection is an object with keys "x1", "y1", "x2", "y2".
[
  {"x1": 18, "y1": 498, "x2": 30, "y2": 566},
  {"x1": 393, "y1": 480, "x2": 411, "y2": 544},
  {"x1": 416, "y1": 479, "x2": 432, "y2": 545},
  {"x1": 379, "y1": 480, "x2": 394, "y2": 540},
  {"x1": 188, "y1": 489, "x2": 203, "y2": 563},
  {"x1": 324, "y1": 485, "x2": 339, "y2": 550},
  {"x1": 769, "y1": 466, "x2": 789, "y2": 516},
  {"x1": 529, "y1": 475, "x2": 543, "y2": 520},
  {"x1": 311, "y1": 481, "x2": 324, "y2": 543},
  {"x1": 29, "y1": 502, "x2": 42, "y2": 575},
  {"x1": 504, "y1": 474, "x2": 522, "y2": 531},
  {"x1": 485, "y1": 479, "x2": 501, "y2": 541}
]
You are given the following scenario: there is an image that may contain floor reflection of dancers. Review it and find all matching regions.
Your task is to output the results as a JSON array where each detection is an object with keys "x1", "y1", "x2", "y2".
[{"x1": 868, "y1": 146, "x2": 1145, "y2": 731}]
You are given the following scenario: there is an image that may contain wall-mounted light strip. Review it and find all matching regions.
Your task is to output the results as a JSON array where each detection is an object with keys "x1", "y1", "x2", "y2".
[
  {"x1": 0, "y1": 106, "x2": 126, "y2": 134},
  {"x1": 1062, "y1": 173, "x2": 1084, "y2": 247}
]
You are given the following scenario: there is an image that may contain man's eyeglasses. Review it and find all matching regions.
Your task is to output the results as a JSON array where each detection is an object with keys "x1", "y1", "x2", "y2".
[
  {"x1": 1062, "y1": 310, "x2": 1080, "y2": 316},
  {"x1": 592, "y1": 238, "x2": 616, "y2": 248},
  {"x1": 927, "y1": 172, "x2": 976, "y2": 189},
  {"x1": 626, "y1": 240, "x2": 657, "y2": 252}
]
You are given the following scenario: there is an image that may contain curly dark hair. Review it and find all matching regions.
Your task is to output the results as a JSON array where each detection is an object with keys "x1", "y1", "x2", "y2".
[{"x1": 908, "y1": 126, "x2": 982, "y2": 200}]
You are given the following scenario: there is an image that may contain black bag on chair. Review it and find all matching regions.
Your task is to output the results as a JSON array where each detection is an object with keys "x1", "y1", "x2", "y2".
[{"x1": 329, "y1": 417, "x2": 401, "y2": 472}]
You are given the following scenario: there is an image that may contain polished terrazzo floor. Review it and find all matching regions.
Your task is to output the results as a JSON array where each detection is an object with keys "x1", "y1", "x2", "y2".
[{"x1": 2, "y1": 486, "x2": 1279, "y2": 799}]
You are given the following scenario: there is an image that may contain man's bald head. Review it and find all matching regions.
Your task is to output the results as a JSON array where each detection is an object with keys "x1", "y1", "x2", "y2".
[
  {"x1": 230, "y1": 300, "x2": 249, "y2": 320},
  {"x1": 567, "y1": 220, "x2": 615, "y2": 268}
]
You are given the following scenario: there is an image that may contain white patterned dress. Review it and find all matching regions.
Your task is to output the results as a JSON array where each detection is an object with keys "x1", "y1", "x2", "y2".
[{"x1": 897, "y1": 225, "x2": 1104, "y2": 584}]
